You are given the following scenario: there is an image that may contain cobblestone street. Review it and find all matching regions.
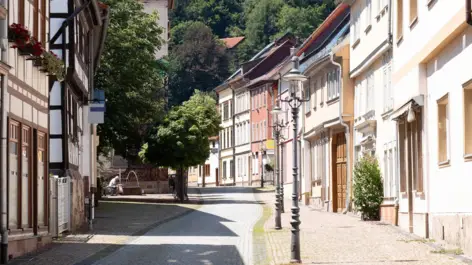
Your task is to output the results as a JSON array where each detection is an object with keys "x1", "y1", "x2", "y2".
[
  {"x1": 256, "y1": 190, "x2": 472, "y2": 265},
  {"x1": 7, "y1": 187, "x2": 472, "y2": 265}
]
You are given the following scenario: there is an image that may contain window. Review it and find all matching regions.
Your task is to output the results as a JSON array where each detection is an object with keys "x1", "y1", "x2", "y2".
[
  {"x1": 315, "y1": 139, "x2": 326, "y2": 182},
  {"x1": 464, "y1": 86, "x2": 472, "y2": 155},
  {"x1": 355, "y1": 82, "x2": 360, "y2": 118},
  {"x1": 397, "y1": 0, "x2": 404, "y2": 41},
  {"x1": 327, "y1": 69, "x2": 340, "y2": 100},
  {"x1": 230, "y1": 160, "x2": 234, "y2": 178},
  {"x1": 19, "y1": 0, "x2": 25, "y2": 25},
  {"x1": 304, "y1": 79, "x2": 311, "y2": 113},
  {"x1": 8, "y1": 121, "x2": 19, "y2": 228},
  {"x1": 409, "y1": 0, "x2": 418, "y2": 25},
  {"x1": 263, "y1": 120, "x2": 267, "y2": 140},
  {"x1": 352, "y1": 7, "x2": 361, "y2": 43},
  {"x1": 320, "y1": 76, "x2": 325, "y2": 106},
  {"x1": 383, "y1": 145, "x2": 396, "y2": 198},
  {"x1": 205, "y1": 164, "x2": 210, "y2": 177},
  {"x1": 383, "y1": 51, "x2": 393, "y2": 112},
  {"x1": 254, "y1": 123, "x2": 259, "y2": 141},
  {"x1": 313, "y1": 79, "x2": 318, "y2": 110},
  {"x1": 366, "y1": 71, "x2": 374, "y2": 112},
  {"x1": 263, "y1": 87, "x2": 267, "y2": 106},
  {"x1": 223, "y1": 161, "x2": 227, "y2": 179},
  {"x1": 366, "y1": 0, "x2": 372, "y2": 28},
  {"x1": 438, "y1": 95, "x2": 450, "y2": 164},
  {"x1": 223, "y1": 102, "x2": 229, "y2": 120}
]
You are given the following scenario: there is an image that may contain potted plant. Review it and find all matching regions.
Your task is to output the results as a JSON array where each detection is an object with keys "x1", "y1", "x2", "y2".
[
  {"x1": 41, "y1": 51, "x2": 65, "y2": 81},
  {"x1": 8, "y1": 23, "x2": 30, "y2": 46}
]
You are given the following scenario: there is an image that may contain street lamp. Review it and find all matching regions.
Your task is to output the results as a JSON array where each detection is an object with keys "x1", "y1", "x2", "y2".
[
  {"x1": 281, "y1": 48, "x2": 307, "y2": 264},
  {"x1": 260, "y1": 143, "x2": 266, "y2": 188},
  {"x1": 271, "y1": 102, "x2": 286, "y2": 230}
]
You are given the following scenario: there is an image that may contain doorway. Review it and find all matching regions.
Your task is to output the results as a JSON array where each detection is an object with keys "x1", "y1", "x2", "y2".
[{"x1": 332, "y1": 132, "x2": 347, "y2": 213}]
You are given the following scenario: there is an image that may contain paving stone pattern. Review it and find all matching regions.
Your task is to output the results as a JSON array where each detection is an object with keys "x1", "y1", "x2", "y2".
[
  {"x1": 9, "y1": 191, "x2": 202, "y2": 265},
  {"x1": 256, "y1": 191, "x2": 472, "y2": 265}
]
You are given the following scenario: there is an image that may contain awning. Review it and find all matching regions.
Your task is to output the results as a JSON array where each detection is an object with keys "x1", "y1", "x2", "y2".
[{"x1": 391, "y1": 95, "x2": 425, "y2": 121}]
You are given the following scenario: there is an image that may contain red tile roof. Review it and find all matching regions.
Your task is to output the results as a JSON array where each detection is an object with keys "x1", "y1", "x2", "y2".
[{"x1": 220, "y1": 36, "x2": 245, "y2": 49}]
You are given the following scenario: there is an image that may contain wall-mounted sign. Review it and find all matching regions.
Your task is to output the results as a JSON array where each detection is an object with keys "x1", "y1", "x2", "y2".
[{"x1": 88, "y1": 89, "x2": 105, "y2": 124}]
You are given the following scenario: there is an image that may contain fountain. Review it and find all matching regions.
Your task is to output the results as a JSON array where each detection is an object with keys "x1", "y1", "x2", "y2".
[{"x1": 120, "y1": 170, "x2": 144, "y2": 195}]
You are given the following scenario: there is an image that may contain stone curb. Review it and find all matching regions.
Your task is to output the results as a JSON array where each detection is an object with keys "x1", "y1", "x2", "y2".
[{"x1": 252, "y1": 190, "x2": 275, "y2": 265}]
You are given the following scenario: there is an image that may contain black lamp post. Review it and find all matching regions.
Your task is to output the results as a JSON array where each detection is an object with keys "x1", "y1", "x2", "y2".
[
  {"x1": 271, "y1": 102, "x2": 286, "y2": 230},
  {"x1": 280, "y1": 48, "x2": 307, "y2": 264}
]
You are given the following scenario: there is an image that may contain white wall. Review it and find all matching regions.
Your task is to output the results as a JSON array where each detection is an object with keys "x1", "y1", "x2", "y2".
[
  {"x1": 349, "y1": 0, "x2": 390, "y2": 73},
  {"x1": 426, "y1": 26, "x2": 472, "y2": 214}
]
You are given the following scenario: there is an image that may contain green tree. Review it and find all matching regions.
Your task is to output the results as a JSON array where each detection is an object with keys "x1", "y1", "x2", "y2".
[
  {"x1": 96, "y1": 0, "x2": 166, "y2": 161},
  {"x1": 276, "y1": 4, "x2": 325, "y2": 39},
  {"x1": 168, "y1": 22, "x2": 230, "y2": 106},
  {"x1": 140, "y1": 91, "x2": 220, "y2": 202},
  {"x1": 170, "y1": 0, "x2": 245, "y2": 38},
  {"x1": 352, "y1": 155, "x2": 384, "y2": 221},
  {"x1": 243, "y1": 0, "x2": 284, "y2": 54}
]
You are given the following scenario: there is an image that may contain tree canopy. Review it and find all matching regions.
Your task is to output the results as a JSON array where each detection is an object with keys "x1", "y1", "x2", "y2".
[
  {"x1": 168, "y1": 22, "x2": 230, "y2": 106},
  {"x1": 96, "y1": 0, "x2": 166, "y2": 160},
  {"x1": 168, "y1": 0, "x2": 337, "y2": 103},
  {"x1": 140, "y1": 90, "x2": 220, "y2": 169}
]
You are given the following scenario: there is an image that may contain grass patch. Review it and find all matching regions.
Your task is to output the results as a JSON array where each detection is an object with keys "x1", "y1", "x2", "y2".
[
  {"x1": 253, "y1": 202, "x2": 273, "y2": 265},
  {"x1": 431, "y1": 248, "x2": 464, "y2": 255}
]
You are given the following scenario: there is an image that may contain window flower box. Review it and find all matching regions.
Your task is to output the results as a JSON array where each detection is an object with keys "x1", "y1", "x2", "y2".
[
  {"x1": 8, "y1": 23, "x2": 30, "y2": 45},
  {"x1": 8, "y1": 23, "x2": 65, "y2": 81},
  {"x1": 41, "y1": 51, "x2": 65, "y2": 81}
]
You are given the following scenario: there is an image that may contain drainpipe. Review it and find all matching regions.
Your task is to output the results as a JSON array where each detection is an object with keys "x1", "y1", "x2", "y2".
[
  {"x1": 0, "y1": 2, "x2": 8, "y2": 261},
  {"x1": 330, "y1": 52, "x2": 352, "y2": 214},
  {"x1": 466, "y1": 0, "x2": 472, "y2": 25},
  {"x1": 232, "y1": 88, "x2": 236, "y2": 186},
  {"x1": 388, "y1": 0, "x2": 393, "y2": 44}
]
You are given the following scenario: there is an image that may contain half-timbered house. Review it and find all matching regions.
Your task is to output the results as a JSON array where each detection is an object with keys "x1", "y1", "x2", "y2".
[
  {"x1": 49, "y1": 0, "x2": 109, "y2": 232},
  {"x1": 3, "y1": 0, "x2": 51, "y2": 259}
]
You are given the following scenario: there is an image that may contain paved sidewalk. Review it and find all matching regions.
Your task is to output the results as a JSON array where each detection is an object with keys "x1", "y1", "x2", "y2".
[
  {"x1": 256, "y1": 191, "x2": 471, "y2": 265},
  {"x1": 9, "y1": 189, "x2": 202, "y2": 265}
]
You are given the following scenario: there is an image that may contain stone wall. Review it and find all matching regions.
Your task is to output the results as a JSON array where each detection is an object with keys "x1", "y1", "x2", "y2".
[{"x1": 70, "y1": 170, "x2": 86, "y2": 232}]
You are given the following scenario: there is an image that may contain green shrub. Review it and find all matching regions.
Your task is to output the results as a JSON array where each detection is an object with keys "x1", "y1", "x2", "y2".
[{"x1": 353, "y1": 155, "x2": 383, "y2": 221}]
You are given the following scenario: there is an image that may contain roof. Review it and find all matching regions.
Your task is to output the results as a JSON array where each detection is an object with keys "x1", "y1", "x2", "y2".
[
  {"x1": 296, "y1": 3, "x2": 350, "y2": 57},
  {"x1": 220, "y1": 37, "x2": 245, "y2": 49}
]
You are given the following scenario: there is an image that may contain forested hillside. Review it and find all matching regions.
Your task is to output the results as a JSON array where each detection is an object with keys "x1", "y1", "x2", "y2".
[{"x1": 168, "y1": 0, "x2": 337, "y2": 105}]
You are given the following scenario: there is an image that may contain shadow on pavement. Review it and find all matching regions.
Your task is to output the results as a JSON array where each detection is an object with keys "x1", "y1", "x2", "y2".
[
  {"x1": 82, "y1": 243, "x2": 245, "y2": 265},
  {"x1": 200, "y1": 186, "x2": 274, "y2": 194},
  {"x1": 10, "y1": 243, "x2": 245, "y2": 265},
  {"x1": 200, "y1": 199, "x2": 263, "y2": 205}
]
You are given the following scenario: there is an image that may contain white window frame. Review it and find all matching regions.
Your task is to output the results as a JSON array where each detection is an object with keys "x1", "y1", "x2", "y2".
[{"x1": 366, "y1": 0, "x2": 372, "y2": 29}]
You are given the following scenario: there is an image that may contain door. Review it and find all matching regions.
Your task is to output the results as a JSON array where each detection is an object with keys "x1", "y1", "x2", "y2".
[
  {"x1": 333, "y1": 132, "x2": 347, "y2": 213},
  {"x1": 215, "y1": 168, "x2": 218, "y2": 186}
]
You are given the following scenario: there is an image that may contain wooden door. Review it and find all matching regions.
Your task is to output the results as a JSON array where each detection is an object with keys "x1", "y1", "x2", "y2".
[
  {"x1": 215, "y1": 168, "x2": 218, "y2": 186},
  {"x1": 333, "y1": 133, "x2": 347, "y2": 212}
]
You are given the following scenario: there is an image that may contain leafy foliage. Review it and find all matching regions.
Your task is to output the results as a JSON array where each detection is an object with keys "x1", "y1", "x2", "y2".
[
  {"x1": 140, "y1": 91, "x2": 220, "y2": 201},
  {"x1": 353, "y1": 155, "x2": 384, "y2": 221},
  {"x1": 168, "y1": 0, "x2": 336, "y2": 102},
  {"x1": 168, "y1": 22, "x2": 230, "y2": 106},
  {"x1": 96, "y1": 0, "x2": 166, "y2": 160}
]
